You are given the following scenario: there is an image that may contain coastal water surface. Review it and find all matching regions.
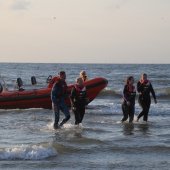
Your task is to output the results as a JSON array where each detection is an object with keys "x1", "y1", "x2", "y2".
[{"x1": 0, "y1": 63, "x2": 170, "y2": 170}]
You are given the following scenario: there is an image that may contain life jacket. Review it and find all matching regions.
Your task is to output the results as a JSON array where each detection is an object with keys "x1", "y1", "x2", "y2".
[
  {"x1": 127, "y1": 85, "x2": 136, "y2": 97},
  {"x1": 74, "y1": 84, "x2": 86, "y2": 102},
  {"x1": 48, "y1": 76, "x2": 60, "y2": 88},
  {"x1": 140, "y1": 79, "x2": 150, "y2": 86},
  {"x1": 140, "y1": 79, "x2": 151, "y2": 94}
]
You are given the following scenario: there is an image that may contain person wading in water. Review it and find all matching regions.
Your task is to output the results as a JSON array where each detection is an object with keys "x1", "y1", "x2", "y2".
[
  {"x1": 121, "y1": 76, "x2": 136, "y2": 123},
  {"x1": 70, "y1": 77, "x2": 88, "y2": 125},
  {"x1": 137, "y1": 73, "x2": 157, "y2": 122},
  {"x1": 51, "y1": 71, "x2": 70, "y2": 129}
]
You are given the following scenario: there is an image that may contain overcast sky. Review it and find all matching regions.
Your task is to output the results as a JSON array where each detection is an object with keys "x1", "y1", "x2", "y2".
[{"x1": 0, "y1": 0, "x2": 169, "y2": 63}]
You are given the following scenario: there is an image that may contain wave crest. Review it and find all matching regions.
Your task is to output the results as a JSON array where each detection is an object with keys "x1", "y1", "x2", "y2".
[{"x1": 0, "y1": 144, "x2": 57, "y2": 160}]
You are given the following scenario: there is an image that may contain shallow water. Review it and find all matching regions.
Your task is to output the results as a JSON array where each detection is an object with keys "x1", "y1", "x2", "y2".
[{"x1": 0, "y1": 63, "x2": 170, "y2": 169}]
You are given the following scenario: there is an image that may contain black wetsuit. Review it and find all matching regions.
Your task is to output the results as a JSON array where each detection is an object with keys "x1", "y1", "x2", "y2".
[
  {"x1": 70, "y1": 85, "x2": 87, "y2": 125},
  {"x1": 137, "y1": 80, "x2": 156, "y2": 121},
  {"x1": 122, "y1": 85, "x2": 136, "y2": 123}
]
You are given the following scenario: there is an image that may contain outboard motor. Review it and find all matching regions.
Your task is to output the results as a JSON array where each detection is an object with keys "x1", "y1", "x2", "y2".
[
  {"x1": 17, "y1": 78, "x2": 24, "y2": 91},
  {"x1": 31, "y1": 76, "x2": 37, "y2": 85},
  {"x1": 0, "y1": 83, "x2": 3, "y2": 93}
]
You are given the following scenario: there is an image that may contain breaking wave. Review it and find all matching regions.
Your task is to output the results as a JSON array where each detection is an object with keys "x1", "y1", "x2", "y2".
[{"x1": 0, "y1": 144, "x2": 57, "y2": 160}]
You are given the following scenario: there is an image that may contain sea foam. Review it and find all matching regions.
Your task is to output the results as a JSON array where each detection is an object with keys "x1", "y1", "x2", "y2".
[{"x1": 0, "y1": 144, "x2": 57, "y2": 160}]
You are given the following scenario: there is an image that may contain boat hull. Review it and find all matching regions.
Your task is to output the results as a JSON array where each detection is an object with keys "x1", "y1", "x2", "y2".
[{"x1": 0, "y1": 77, "x2": 108, "y2": 109}]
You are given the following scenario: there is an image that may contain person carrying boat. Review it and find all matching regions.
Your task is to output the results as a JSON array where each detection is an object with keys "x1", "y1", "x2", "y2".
[
  {"x1": 137, "y1": 73, "x2": 157, "y2": 122},
  {"x1": 70, "y1": 77, "x2": 88, "y2": 125},
  {"x1": 51, "y1": 71, "x2": 70, "y2": 129},
  {"x1": 121, "y1": 76, "x2": 136, "y2": 123},
  {"x1": 80, "y1": 70, "x2": 88, "y2": 82}
]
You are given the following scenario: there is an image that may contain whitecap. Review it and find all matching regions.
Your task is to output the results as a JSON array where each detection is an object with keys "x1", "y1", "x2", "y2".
[{"x1": 0, "y1": 144, "x2": 57, "y2": 160}]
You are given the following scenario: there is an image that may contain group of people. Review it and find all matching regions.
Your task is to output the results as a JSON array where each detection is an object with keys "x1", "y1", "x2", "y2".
[
  {"x1": 51, "y1": 70, "x2": 88, "y2": 129},
  {"x1": 121, "y1": 73, "x2": 157, "y2": 123},
  {"x1": 51, "y1": 70, "x2": 157, "y2": 129}
]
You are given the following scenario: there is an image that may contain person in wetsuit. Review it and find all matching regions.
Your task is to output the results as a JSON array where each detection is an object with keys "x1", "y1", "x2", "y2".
[
  {"x1": 121, "y1": 76, "x2": 136, "y2": 123},
  {"x1": 70, "y1": 77, "x2": 87, "y2": 125},
  {"x1": 137, "y1": 73, "x2": 157, "y2": 122},
  {"x1": 51, "y1": 71, "x2": 70, "y2": 129}
]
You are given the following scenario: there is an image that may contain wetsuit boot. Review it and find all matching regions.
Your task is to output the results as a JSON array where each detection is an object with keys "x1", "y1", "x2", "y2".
[
  {"x1": 59, "y1": 115, "x2": 70, "y2": 127},
  {"x1": 53, "y1": 123, "x2": 59, "y2": 129}
]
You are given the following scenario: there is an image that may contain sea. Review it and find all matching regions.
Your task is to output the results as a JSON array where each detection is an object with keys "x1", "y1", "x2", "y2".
[{"x1": 0, "y1": 63, "x2": 169, "y2": 170}]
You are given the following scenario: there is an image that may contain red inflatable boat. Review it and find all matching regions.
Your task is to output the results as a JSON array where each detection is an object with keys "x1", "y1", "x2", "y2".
[{"x1": 0, "y1": 77, "x2": 108, "y2": 109}]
